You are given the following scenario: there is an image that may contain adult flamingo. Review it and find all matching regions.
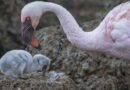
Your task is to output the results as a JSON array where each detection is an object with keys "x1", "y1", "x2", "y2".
[{"x1": 21, "y1": 1, "x2": 130, "y2": 60}]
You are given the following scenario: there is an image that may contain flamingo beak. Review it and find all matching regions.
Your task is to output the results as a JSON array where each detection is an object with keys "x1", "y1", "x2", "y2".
[
  {"x1": 21, "y1": 18, "x2": 41, "y2": 50},
  {"x1": 42, "y1": 65, "x2": 47, "y2": 75}
]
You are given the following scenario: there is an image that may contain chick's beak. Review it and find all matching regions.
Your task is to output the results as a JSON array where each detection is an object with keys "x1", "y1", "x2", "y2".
[
  {"x1": 21, "y1": 19, "x2": 41, "y2": 49},
  {"x1": 42, "y1": 65, "x2": 47, "y2": 75}
]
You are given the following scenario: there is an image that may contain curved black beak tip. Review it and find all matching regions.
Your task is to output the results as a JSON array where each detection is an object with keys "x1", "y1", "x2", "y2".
[
  {"x1": 35, "y1": 44, "x2": 42, "y2": 50},
  {"x1": 42, "y1": 69, "x2": 46, "y2": 76}
]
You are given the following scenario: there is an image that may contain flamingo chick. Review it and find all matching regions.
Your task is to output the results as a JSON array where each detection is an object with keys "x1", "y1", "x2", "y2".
[
  {"x1": 0, "y1": 50, "x2": 50, "y2": 78},
  {"x1": 21, "y1": 1, "x2": 130, "y2": 60}
]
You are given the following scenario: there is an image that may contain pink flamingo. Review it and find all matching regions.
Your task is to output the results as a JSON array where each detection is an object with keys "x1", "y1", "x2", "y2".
[{"x1": 21, "y1": 1, "x2": 130, "y2": 60}]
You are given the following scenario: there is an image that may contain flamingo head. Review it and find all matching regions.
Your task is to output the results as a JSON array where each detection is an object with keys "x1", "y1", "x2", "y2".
[{"x1": 21, "y1": 3, "x2": 44, "y2": 49}]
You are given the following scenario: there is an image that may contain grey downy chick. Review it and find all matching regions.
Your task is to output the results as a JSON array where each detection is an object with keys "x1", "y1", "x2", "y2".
[{"x1": 0, "y1": 50, "x2": 50, "y2": 78}]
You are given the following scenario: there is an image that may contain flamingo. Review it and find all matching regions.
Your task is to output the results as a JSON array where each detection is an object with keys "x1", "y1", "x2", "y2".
[
  {"x1": 21, "y1": 1, "x2": 130, "y2": 60},
  {"x1": 0, "y1": 50, "x2": 50, "y2": 78}
]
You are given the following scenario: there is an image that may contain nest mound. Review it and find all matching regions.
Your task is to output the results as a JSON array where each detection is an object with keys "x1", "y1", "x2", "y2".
[{"x1": 0, "y1": 71, "x2": 77, "y2": 90}]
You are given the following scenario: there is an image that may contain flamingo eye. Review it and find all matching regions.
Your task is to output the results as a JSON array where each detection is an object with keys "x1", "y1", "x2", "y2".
[{"x1": 26, "y1": 17, "x2": 31, "y2": 21}]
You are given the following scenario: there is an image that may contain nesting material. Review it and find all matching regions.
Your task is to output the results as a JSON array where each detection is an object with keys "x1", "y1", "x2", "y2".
[{"x1": 0, "y1": 71, "x2": 77, "y2": 90}]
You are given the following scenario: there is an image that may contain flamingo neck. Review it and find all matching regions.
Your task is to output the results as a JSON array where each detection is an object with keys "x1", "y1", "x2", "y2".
[
  {"x1": 37, "y1": 2, "x2": 108, "y2": 52},
  {"x1": 39, "y1": 2, "x2": 85, "y2": 44},
  {"x1": 26, "y1": 57, "x2": 39, "y2": 73}
]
